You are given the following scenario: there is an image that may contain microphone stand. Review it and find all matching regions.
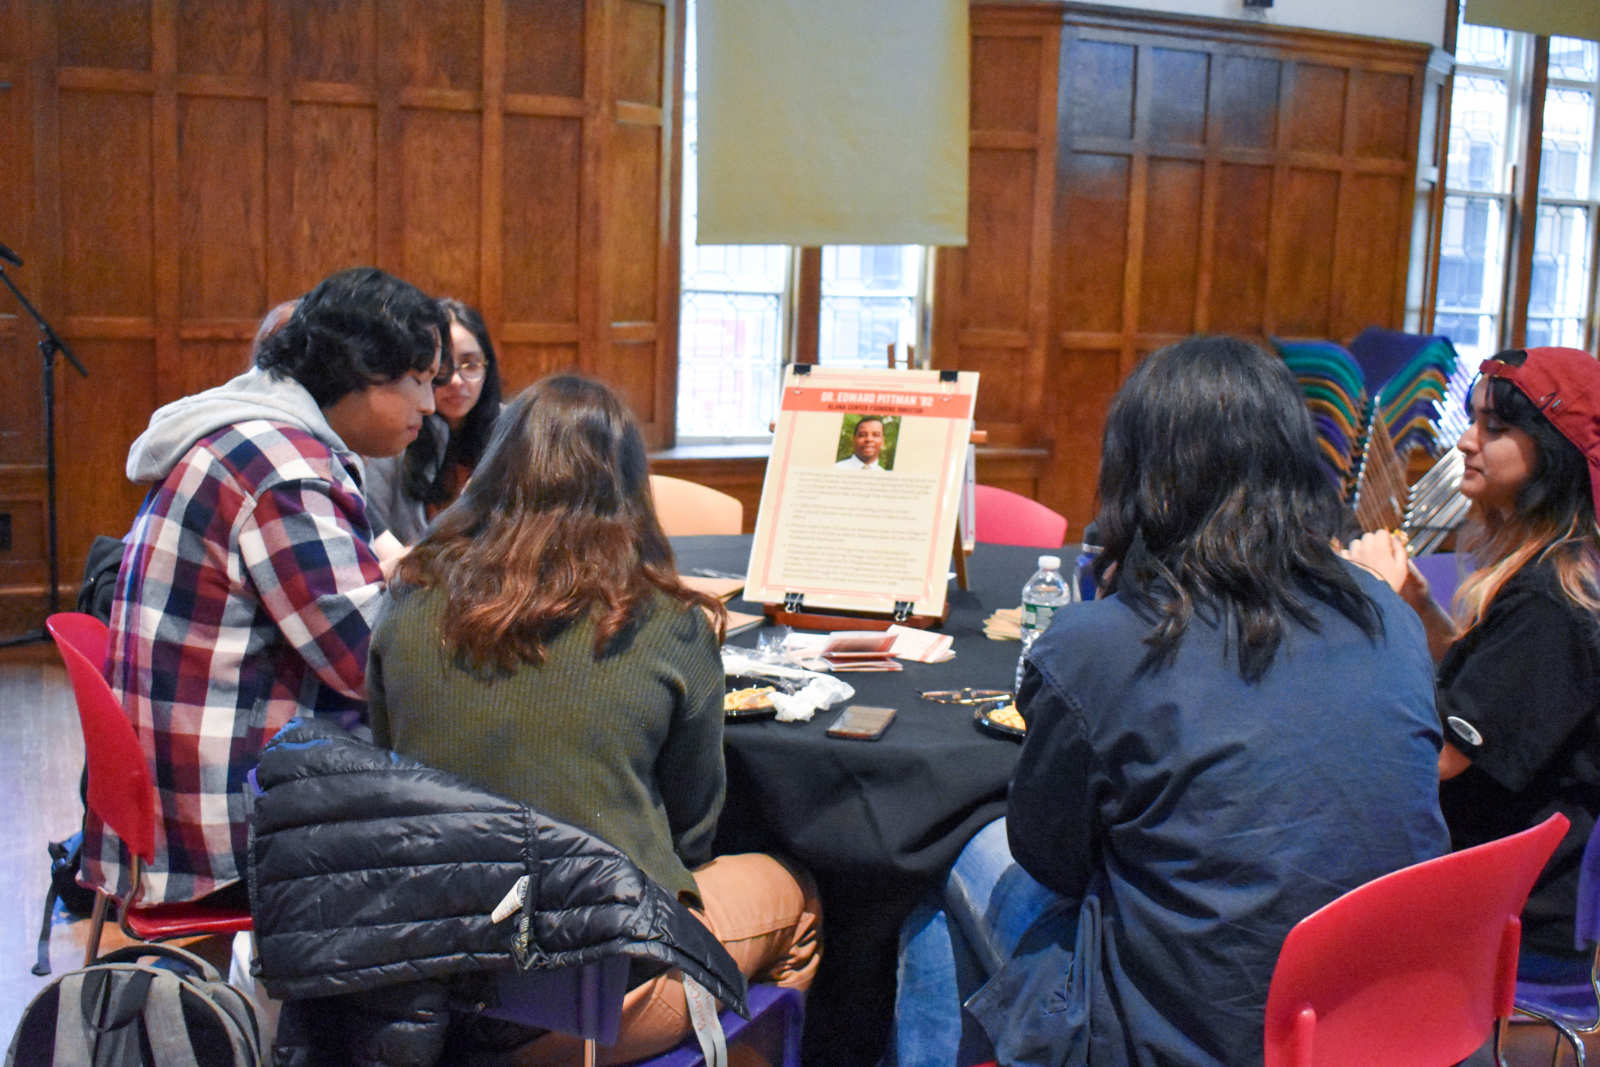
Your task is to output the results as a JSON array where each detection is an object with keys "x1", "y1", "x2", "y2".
[{"x1": 0, "y1": 259, "x2": 88, "y2": 648}]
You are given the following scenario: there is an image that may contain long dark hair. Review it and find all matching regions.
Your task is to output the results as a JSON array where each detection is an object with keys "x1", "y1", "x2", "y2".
[
  {"x1": 1457, "y1": 349, "x2": 1600, "y2": 629},
  {"x1": 395, "y1": 374, "x2": 724, "y2": 669},
  {"x1": 402, "y1": 298, "x2": 503, "y2": 506},
  {"x1": 1094, "y1": 335, "x2": 1382, "y2": 681}
]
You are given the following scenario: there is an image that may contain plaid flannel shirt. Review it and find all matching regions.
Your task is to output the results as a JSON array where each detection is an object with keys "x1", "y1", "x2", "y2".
[{"x1": 82, "y1": 419, "x2": 385, "y2": 904}]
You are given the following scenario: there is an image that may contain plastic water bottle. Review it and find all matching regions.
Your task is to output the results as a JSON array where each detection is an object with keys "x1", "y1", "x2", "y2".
[{"x1": 1015, "y1": 554, "x2": 1075, "y2": 693}]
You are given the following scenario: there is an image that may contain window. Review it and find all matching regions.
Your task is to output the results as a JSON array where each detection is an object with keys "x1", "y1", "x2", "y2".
[
  {"x1": 675, "y1": 0, "x2": 929, "y2": 443},
  {"x1": 1433, "y1": 24, "x2": 1522, "y2": 363},
  {"x1": 1425, "y1": 19, "x2": 1600, "y2": 358}
]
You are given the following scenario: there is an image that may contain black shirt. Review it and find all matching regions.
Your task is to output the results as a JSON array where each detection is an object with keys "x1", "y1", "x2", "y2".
[{"x1": 1438, "y1": 558, "x2": 1600, "y2": 958}]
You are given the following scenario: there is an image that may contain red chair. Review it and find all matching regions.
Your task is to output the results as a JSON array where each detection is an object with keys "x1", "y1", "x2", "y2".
[
  {"x1": 1264, "y1": 813, "x2": 1570, "y2": 1067},
  {"x1": 46, "y1": 612, "x2": 252, "y2": 964},
  {"x1": 972, "y1": 484, "x2": 1068, "y2": 548}
]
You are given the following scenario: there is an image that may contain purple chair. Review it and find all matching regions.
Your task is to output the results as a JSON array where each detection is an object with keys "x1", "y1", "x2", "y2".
[
  {"x1": 488, "y1": 961, "x2": 804, "y2": 1067},
  {"x1": 632, "y1": 983, "x2": 804, "y2": 1067},
  {"x1": 1411, "y1": 551, "x2": 1466, "y2": 610},
  {"x1": 1514, "y1": 827, "x2": 1600, "y2": 1066}
]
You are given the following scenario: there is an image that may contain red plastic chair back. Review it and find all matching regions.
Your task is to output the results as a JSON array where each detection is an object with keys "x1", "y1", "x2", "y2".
[
  {"x1": 47, "y1": 612, "x2": 156, "y2": 863},
  {"x1": 972, "y1": 484, "x2": 1068, "y2": 548},
  {"x1": 1264, "y1": 813, "x2": 1570, "y2": 1067}
]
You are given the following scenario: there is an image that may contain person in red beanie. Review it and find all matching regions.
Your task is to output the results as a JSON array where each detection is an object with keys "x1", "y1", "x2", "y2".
[{"x1": 1345, "y1": 346, "x2": 1600, "y2": 980}]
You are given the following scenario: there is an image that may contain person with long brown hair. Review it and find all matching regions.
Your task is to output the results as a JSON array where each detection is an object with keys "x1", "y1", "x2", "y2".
[
  {"x1": 366, "y1": 374, "x2": 819, "y2": 1063},
  {"x1": 1345, "y1": 345, "x2": 1600, "y2": 981}
]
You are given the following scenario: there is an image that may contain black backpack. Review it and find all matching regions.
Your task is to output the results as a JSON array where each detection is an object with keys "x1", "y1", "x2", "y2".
[{"x1": 7, "y1": 943, "x2": 263, "y2": 1066}]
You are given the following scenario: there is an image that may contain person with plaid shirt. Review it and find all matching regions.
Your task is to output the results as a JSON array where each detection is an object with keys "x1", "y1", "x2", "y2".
[{"x1": 82, "y1": 267, "x2": 449, "y2": 906}]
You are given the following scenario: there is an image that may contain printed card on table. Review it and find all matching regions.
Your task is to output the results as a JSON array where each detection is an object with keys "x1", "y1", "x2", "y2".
[{"x1": 744, "y1": 366, "x2": 979, "y2": 619}]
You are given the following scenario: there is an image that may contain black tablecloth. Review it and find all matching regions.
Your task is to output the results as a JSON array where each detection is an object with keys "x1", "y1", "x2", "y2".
[{"x1": 672, "y1": 535, "x2": 1049, "y2": 1065}]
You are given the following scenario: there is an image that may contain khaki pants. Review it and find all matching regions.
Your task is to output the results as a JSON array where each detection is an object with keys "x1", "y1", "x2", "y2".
[{"x1": 515, "y1": 852, "x2": 822, "y2": 1065}]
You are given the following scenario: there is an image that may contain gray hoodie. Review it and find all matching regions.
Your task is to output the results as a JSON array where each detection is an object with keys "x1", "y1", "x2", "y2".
[{"x1": 126, "y1": 367, "x2": 359, "y2": 484}]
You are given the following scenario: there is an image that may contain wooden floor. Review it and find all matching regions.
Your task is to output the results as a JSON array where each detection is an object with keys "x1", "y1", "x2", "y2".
[
  {"x1": 0, "y1": 640, "x2": 93, "y2": 1041},
  {"x1": 0, "y1": 640, "x2": 1594, "y2": 1064}
]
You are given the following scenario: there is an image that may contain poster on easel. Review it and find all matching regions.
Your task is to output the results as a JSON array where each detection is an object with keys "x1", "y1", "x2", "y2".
[{"x1": 744, "y1": 365, "x2": 979, "y2": 621}]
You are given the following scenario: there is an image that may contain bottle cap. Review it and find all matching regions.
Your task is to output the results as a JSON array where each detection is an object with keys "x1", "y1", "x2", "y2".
[{"x1": 1038, "y1": 554, "x2": 1061, "y2": 570}]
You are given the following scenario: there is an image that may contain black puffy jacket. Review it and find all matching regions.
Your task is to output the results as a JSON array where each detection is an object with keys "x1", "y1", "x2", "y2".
[{"x1": 248, "y1": 718, "x2": 746, "y2": 1065}]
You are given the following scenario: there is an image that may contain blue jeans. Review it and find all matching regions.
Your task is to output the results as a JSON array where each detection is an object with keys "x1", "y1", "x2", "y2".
[{"x1": 891, "y1": 819, "x2": 1069, "y2": 1067}]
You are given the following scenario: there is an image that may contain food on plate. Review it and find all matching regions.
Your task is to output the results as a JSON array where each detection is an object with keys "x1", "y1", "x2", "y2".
[
  {"x1": 724, "y1": 685, "x2": 776, "y2": 713},
  {"x1": 986, "y1": 704, "x2": 1025, "y2": 732}
]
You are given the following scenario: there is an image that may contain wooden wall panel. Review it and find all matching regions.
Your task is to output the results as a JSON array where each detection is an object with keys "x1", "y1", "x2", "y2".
[
  {"x1": 972, "y1": 35, "x2": 1041, "y2": 133},
  {"x1": 1271, "y1": 167, "x2": 1340, "y2": 336},
  {"x1": 1066, "y1": 38, "x2": 1133, "y2": 139},
  {"x1": 56, "y1": 339, "x2": 156, "y2": 571},
  {"x1": 178, "y1": 97, "x2": 268, "y2": 318},
  {"x1": 399, "y1": 109, "x2": 481, "y2": 300},
  {"x1": 615, "y1": 0, "x2": 665, "y2": 105},
  {"x1": 953, "y1": 5, "x2": 1434, "y2": 531},
  {"x1": 393, "y1": 0, "x2": 481, "y2": 90},
  {"x1": 1215, "y1": 54, "x2": 1279, "y2": 148},
  {"x1": 1334, "y1": 173, "x2": 1408, "y2": 336},
  {"x1": 1148, "y1": 47, "x2": 1208, "y2": 145},
  {"x1": 607, "y1": 122, "x2": 662, "y2": 324},
  {"x1": 1056, "y1": 152, "x2": 1129, "y2": 334},
  {"x1": 964, "y1": 150, "x2": 1035, "y2": 330},
  {"x1": 3, "y1": 0, "x2": 683, "y2": 631},
  {"x1": 177, "y1": 0, "x2": 266, "y2": 77},
  {"x1": 934, "y1": 4, "x2": 1061, "y2": 453},
  {"x1": 502, "y1": 114, "x2": 581, "y2": 324},
  {"x1": 1139, "y1": 158, "x2": 1203, "y2": 334},
  {"x1": 1209, "y1": 162, "x2": 1273, "y2": 333},
  {"x1": 58, "y1": 0, "x2": 150, "y2": 70},
  {"x1": 1285, "y1": 64, "x2": 1347, "y2": 153},
  {"x1": 288, "y1": 104, "x2": 377, "y2": 286},
  {"x1": 1351, "y1": 69, "x2": 1414, "y2": 160},
  {"x1": 505, "y1": 0, "x2": 585, "y2": 98},
  {"x1": 59, "y1": 91, "x2": 154, "y2": 317},
  {"x1": 291, "y1": 1, "x2": 375, "y2": 84}
]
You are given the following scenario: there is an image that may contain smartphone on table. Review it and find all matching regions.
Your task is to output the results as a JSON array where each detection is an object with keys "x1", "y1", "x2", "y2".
[{"x1": 827, "y1": 704, "x2": 897, "y2": 741}]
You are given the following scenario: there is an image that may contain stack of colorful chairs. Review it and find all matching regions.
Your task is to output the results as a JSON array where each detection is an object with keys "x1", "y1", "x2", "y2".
[
  {"x1": 1274, "y1": 338, "x2": 1370, "y2": 498},
  {"x1": 1273, "y1": 331, "x2": 1461, "y2": 507},
  {"x1": 1347, "y1": 327, "x2": 1461, "y2": 462}
]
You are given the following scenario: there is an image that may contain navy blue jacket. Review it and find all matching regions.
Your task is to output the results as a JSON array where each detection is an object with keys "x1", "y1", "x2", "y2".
[{"x1": 970, "y1": 567, "x2": 1449, "y2": 1066}]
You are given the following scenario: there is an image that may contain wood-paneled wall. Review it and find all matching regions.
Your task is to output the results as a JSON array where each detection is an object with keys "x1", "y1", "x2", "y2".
[
  {"x1": 935, "y1": 4, "x2": 1435, "y2": 530},
  {"x1": 0, "y1": 0, "x2": 681, "y2": 632},
  {"x1": 0, "y1": 0, "x2": 1435, "y2": 631}
]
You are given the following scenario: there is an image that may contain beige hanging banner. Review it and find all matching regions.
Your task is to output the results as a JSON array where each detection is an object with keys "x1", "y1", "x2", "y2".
[
  {"x1": 695, "y1": 0, "x2": 969, "y2": 247},
  {"x1": 1465, "y1": 0, "x2": 1600, "y2": 41}
]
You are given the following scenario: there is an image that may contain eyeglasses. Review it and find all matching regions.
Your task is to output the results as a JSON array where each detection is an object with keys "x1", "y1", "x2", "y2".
[{"x1": 437, "y1": 360, "x2": 487, "y2": 385}]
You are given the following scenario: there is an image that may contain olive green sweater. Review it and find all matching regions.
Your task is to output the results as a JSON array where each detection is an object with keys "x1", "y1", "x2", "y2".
[{"x1": 367, "y1": 583, "x2": 725, "y2": 902}]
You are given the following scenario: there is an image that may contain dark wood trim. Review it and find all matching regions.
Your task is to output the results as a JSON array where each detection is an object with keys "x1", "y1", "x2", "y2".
[
  {"x1": 1503, "y1": 34, "x2": 1548, "y2": 350},
  {"x1": 792, "y1": 247, "x2": 822, "y2": 364}
]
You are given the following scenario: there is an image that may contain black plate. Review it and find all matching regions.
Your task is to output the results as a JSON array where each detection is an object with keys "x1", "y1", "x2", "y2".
[
  {"x1": 973, "y1": 703, "x2": 1026, "y2": 741},
  {"x1": 725, "y1": 676, "x2": 779, "y2": 722}
]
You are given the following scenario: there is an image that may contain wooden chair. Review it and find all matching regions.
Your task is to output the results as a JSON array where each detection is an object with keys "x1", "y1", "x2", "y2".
[
  {"x1": 1264, "y1": 813, "x2": 1570, "y2": 1067},
  {"x1": 649, "y1": 475, "x2": 744, "y2": 536},
  {"x1": 972, "y1": 484, "x2": 1068, "y2": 548},
  {"x1": 46, "y1": 613, "x2": 253, "y2": 964}
]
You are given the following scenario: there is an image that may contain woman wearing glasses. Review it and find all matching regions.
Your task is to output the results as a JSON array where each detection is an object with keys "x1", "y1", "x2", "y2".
[{"x1": 365, "y1": 297, "x2": 503, "y2": 544}]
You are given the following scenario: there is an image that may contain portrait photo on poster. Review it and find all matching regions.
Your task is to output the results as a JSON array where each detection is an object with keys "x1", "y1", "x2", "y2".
[{"x1": 835, "y1": 413, "x2": 900, "y2": 471}]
